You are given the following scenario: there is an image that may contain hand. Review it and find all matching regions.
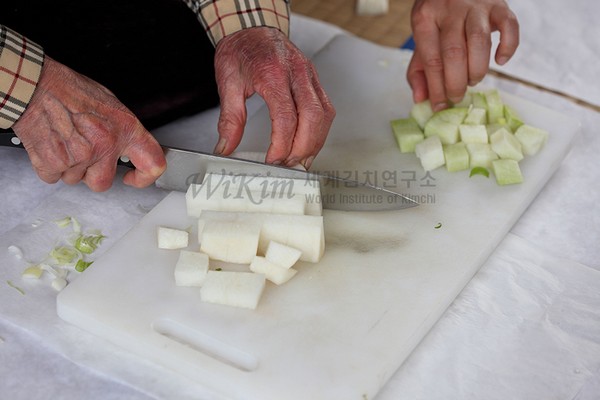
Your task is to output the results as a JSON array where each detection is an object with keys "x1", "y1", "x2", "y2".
[
  {"x1": 407, "y1": 0, "x2": 519, "y2": 110},
  {"x1": 213, "y1": 27, "x2": 335, "y2": 169},
  {"x1": 13, "y1": 57, "x2": 166, "y2": 191}
]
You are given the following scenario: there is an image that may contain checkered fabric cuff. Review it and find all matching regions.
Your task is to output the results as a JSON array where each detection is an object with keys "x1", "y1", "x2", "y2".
[
  {"x1": 0, "y1": 25, "x2": 44, "y2": 129},
  {"x1": 182, "y1": 0, "x2": 290, "y2": 46}
]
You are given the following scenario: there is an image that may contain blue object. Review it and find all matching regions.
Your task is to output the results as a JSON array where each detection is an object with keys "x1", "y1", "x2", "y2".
[{"x1": 401, "y1": 35, "x2": 415, "y2": 50}]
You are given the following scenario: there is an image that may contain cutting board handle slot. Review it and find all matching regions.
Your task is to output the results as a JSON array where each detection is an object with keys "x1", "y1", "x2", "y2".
[{"x1": 152, "y1": 318, "x2": 259, "y2": 372}]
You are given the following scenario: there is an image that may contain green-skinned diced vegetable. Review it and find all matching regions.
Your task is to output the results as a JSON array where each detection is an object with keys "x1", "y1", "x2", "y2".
[{"x1": 75, "y1": 234, "x2": 105, "y2": 254}]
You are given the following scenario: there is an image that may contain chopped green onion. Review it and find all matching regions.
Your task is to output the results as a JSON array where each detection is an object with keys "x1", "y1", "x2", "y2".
[
  {"x1": 215, "y1": 268, "x2": 223, "y2": 271},
  {"x1": 22, "y1": 265, "x2": 44, "y2": 279},
  {"x1": 75, "y1": 234, "x2": 105, "y2": 254},
  {"x1": 71, "y1": 217, "x2": 82, "y2": 233},
  {"x1": 6, "y1": 280, "x2": 25, "y2": 295},
  {"x1": 434, "y1": 222, "x2": 442, "y2": 229},
  {"x1": 469, "y1": 167, "x2": 490, "y2": 178},
  {"x1": 75, "y1": 259, "x2": 93, "y2": 272},
  {"x1": 54, "y1": 217, "x2": 72, "y2": 228},
  {"x1": 50, "y1": 246, "x2": 78, "y2": 265}
]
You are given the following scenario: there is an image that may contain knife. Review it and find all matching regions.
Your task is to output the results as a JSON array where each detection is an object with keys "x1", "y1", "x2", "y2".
[{"x1": 1, "y1": 128, "x2": 417, "y2": 211}]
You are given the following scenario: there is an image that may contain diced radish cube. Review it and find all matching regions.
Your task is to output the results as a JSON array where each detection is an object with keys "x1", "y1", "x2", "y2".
[
  {"x1": 424, "y1": 107, "x2": 468, "y2": 144},
  {"x1": 390, "y1": 117, "x2": 424, "y2": 153},
  {"x1": 174, "y1": 250, "x2": 209, "y2": 287},
  {"x1": 157, "y1": 226, "x2": 189, "y2": 250},
  {"x1": 410, "y1": 100, "x2": 434, "y2": 129},
  {"x1": 490, "y1": 128, "x2": 523, "y2": 161},
  {"x1": 200, "y1": 271, "x2": 266, "y2": 309},
  {"x1": 415, "y1": 136, "x2": 445, "y2": 171},
  {"x1": 265, "y1": 241, "x2": 302, "y2": 269},
  {"x1": 443, "y1": 143, "x2": 469, "y2": 172},
  {"x1": 504, "y1": 105, "x2": 525, "y2": 132},
  {"x1": 466, "y1": 143, "x2": 499, "y2": 169},
  {"x1": 250, "y1": 256, "x2": 297, "y2": 285},
  {"x1": 515, "y1": 124, "x2": 549, "y2": 156},
  {"x1": 463, "y1": 107, "x2": 487, "y2": 125},
  {"x1": 453, "y1": 92, "x2": 472, "y2": 108},
  {"x1": 471, "y1": 92, "x2": 487, "y2": 111},
  {"x1": 484, "y1": 89, "x2": 504, "y2": 123},
  {"x1": 459, "y1": 124, "x2": 488, "y2": 144},
  {"x1": 200, "y1": 221, "x2": 260, "y2": 264},
  {"x1": 492, "y1": 159, "x2": 523, "y2": 185}
]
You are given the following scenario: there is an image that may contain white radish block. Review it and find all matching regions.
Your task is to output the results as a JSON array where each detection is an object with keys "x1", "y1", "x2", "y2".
[
  {"x1": 186, "y1": 183, "x2": 306, "y2": 218},
  {"x1": 265, "y1": 241, "x2": 302, "y2": 269},
  {"x1": 157, "y1": 226, "x2": 189, "y2": 249},
  {"x1": 204, "y1": 173, "x2": 322, "y2": 217},
  {"x1": 250, "y1": 256, "x2": 297, "y2": 285},
  {"x1": 415, "y1": 136, "x2": 445, "y2": 171},
  {"x1": 200, "y1": 221, "x2": 260, "y2": 264},
  {"x1": 200, "y1": 271, "x2": 266, "y2": 309},
  {"x1": 490, "y1": 128, "x2": 524, "y2": 161},
  {"x1": 199, "y1": 211, "x2": 324, "y2": 263},
  {"x1": 174, "y1": 250, "x2": 209, "y2": 287},
  {"x1": 459, "y1": 124, "x2": 488, "y2": 144}
]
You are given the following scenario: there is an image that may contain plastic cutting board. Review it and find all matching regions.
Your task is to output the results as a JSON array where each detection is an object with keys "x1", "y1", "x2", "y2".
[{"x1": 57, "y1": 35, "x2": 580, "y2": 400}]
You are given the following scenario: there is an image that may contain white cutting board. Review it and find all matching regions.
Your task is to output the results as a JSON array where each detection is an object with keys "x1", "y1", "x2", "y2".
[{"x1": 57, "y1": 35, "x2": 580, "y2": 400}]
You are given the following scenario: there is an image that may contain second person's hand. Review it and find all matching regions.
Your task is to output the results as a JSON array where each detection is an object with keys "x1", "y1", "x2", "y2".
[{"x1": 407, "y1": 0, "x2": 519, "y2": 110}]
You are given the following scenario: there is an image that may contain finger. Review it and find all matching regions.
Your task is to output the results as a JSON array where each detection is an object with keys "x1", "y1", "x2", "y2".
[
  {"x1": 122, "y1": 126, "x2": 167, "y2": 188},
  {"x1": 490, "y1": 5, "x2": 519, "y2": 65},
  {"x1": 412, "y1": 18, "x2": 447, "y2": 110},
  {"x1": 215, "y1": 77, "x2": 247, "y2": 156},
  {"x1": 439, "y1": 20, "x2": 469, "y2": 104},
  {"x1": 465, "y1": 10, "x2": 492, "y2": 86},
  {"x1": 36, "y1": 168, "x2": 62, "y2": 184},
  {"x1": 284, "y1": 66, "x2": 325, "y2": 167},
  {"x1": 61, "y1": 164, "x2": 88, "y2": 185},
  {"x1": 309, "y1": 66, "x2": 335, "y2": 165},
  {"x1": 257, "y1": 78, "x2": 298, "y2": 165},
  {"x1": 406, "y1": 54, "x2": 429, "y2": 103},
  {"x1": 83, "y1": 157, "x2": 117, "y2": 192}
]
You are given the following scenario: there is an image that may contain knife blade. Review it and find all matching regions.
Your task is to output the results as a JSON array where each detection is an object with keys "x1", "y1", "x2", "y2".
[
  {"x1": 1, "y1": 129, "x2": 417, "y2": 211},
  {"x1": 157, "y1": 146, "x2": 417, "y2": 211}
]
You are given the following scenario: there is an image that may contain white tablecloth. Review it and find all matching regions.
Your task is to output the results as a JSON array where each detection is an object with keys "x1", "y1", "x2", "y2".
[{"x1": 1, "y1": 10, "x2": 599, "y2": 400}]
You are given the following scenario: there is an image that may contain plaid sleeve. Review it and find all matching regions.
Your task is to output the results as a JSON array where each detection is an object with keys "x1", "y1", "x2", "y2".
[
  {"x1": 181, "y1": 0, "x2": 290, "y2": 46},
  {"x1": 0, "y1": 25, "x2": 44, "y2": 129}
]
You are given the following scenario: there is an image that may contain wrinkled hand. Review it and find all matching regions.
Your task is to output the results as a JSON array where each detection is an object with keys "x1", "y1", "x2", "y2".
[
  {"x1": 408, "y1": 0, "x2": 519, "y2": 110},
  {"x1": 214, "y1": 27, "x2": 335, "y2": 169},
  {"x1": 13, "y1": 57, "x2": 166, "y2": 191}
]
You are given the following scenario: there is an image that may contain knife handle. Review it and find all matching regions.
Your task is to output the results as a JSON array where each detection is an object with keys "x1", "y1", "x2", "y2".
[
  {"x1": 0, "y1": 127, "x2": 134, "y2": 168},
  {"x1": 0, "y1": 127, "x2": 24, "y2": 148}
]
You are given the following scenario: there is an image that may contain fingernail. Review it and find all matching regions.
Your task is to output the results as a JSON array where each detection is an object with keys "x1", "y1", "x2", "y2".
[
  {"x1": 301, "y1": 156, "x2": 315, "y2": 170},
  {"x1": 497, "y1": 56, "x2": 509, "y2": 65},
  {"x1": 271, "y1": 159, "x2": 284, "y2": 165},
  {"x1": 449, "y1": 97, "x2": 462, "y2": 105},
  {"x1": 286, "y1": 158, "x2": 300, "y2": 167},
  {"x1": 213, "y1": 138, "x2": 227, "y2": 155},
  {"x1": 433, "y1": 102, "x2": 448, "y2": 112}
]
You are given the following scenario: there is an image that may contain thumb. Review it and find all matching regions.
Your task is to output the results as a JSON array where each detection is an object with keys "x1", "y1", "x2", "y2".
[{"x1": 122, "y1": 125, "x2": 166, "y2": 188}]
